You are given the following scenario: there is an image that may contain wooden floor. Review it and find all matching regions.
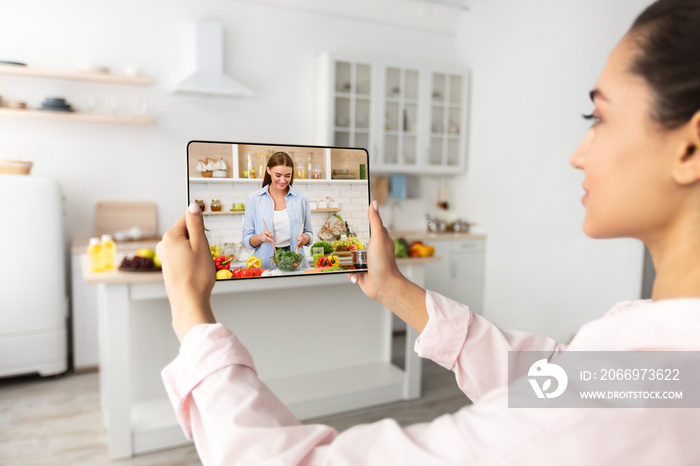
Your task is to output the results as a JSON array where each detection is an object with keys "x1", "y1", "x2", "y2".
[{"x1": 0, "y1": 335, "x2": 470, "y2": 465}]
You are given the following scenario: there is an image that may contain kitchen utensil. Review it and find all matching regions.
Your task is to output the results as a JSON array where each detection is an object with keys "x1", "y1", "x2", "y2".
[
  {"x1": 373, "y1": 177, "x2": 389, "y2": 205},
  {"x1": 8, "y1": 100, "x2": 27, "y2": 109},
  {"x1": 0, "y1": 159, "x2": 32, "y2": 175},
  {"x1": 0, "y1": 60, "x2": 27, "y2": 66},
  {"x1": 40, "y1": 97, "x2": 73, "y2": 112},
  {"x1": 427, "y1": 218, "x2": 447, "y2": 233},
  {"x1": 450, "y1": 220, "x2": 471, "y2": 232},
  {"x1": 95, "y1": 201, "x2": 157, "y2": 238},
  {"x1": 295, "y1": 224, "x2": 304, "y2": 253},
  {"x1": 352, "y1": 249, "x2": 367, "y2": 269},
  {"x1": 262, "y1": 219, "x2": 276, "y2": 256}
]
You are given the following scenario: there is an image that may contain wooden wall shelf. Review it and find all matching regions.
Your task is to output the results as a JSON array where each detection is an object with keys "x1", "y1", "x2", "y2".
[
  {"x1": 0, "y1": 108, "x2": 154, "y2": 126},
  {"x1": 0, "y1": 64, "x2": 152, "y2": 86}
]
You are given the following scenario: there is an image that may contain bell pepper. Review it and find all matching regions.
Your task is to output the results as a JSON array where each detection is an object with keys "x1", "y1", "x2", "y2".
[
  {"x1": 214, "y1": 255, "x2": 233, "y2": 270},
  {"x1": 316, "y1": 255, "x2": 340, "y2": 268}
]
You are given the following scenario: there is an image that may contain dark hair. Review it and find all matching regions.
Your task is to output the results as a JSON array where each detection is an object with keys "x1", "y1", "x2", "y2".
[
  {"x1": 628, "y1": 0, "x2": 700, "y2": 129},
  {"x1": 262, "y1": 151, "x2": 295, "y2": 188}
]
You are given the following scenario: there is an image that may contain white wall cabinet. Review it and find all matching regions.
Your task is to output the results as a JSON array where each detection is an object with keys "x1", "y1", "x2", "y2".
[
  {"x1": 425, "y1": 239, "x2": 485, "y2": 314},
  {"x1": 316, "y1": 53, "x2": 470, "y2": 175}
]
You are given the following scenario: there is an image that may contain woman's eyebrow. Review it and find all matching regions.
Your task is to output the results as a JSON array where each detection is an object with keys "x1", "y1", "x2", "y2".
[{"x1": 589, "y1": 88, "x2": 610, "y2": 103}]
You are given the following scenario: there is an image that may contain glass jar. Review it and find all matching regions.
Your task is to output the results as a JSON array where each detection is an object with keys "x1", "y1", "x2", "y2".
[
  {"x1": 311, "y1": 164, "x2": 323, "y2": 179},
  {"x1": 195, "y1": 199, "x2": 205, "y2": 211},
  {"x1": 210, "y1": 199, "x2": 222, "y2": 212},
  {"x1": 295, "y1": 160, "x2": 306, "y2": 180},
  {"x1": 222, "y1": 242, "x2": 237, "y2": 260},
  {"x1": 256, "y1": 151, "x2": 268, "y2": 180}
]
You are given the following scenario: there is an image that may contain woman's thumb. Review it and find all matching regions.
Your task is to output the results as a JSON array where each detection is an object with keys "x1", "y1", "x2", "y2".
[{"x1": 186, "y1": 202, "x2": 209, "y2": 252}]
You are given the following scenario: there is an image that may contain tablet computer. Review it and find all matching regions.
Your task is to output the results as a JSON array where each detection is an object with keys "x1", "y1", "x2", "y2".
[{"x1": 187, "y1": 141, "x2": 370, "y2": 280}]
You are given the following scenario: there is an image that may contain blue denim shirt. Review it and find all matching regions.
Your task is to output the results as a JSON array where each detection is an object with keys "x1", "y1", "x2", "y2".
[{"x1": 242, "y1": 185, "x2": 313, "y2": 270}]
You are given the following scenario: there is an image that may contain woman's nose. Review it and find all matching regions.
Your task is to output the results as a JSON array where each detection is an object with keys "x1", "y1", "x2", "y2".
[{"x1": 570, "y1": 129, "x2": 593, "y2": 170}]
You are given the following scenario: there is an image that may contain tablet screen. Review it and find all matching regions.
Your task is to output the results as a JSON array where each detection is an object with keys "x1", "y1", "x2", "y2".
[{"x1": 187, "y1": 141, "x2": 370, "y2": 280}]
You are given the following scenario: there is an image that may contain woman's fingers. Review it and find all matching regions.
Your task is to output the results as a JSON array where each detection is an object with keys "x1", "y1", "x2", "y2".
[
  {"x1": 367, "y1": 200, "x2": 388, "y2": 239},
  {"x1": 185, "y1": 202, "x2": 209, "y2": 253}
]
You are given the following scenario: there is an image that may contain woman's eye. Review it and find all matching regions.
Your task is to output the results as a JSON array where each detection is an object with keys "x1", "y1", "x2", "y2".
[{"x1": 582, "y1": 113, "x2": 601, "y2": 127}]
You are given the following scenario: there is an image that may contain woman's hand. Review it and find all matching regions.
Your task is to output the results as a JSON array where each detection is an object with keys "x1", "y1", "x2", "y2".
[
  {"x1": 257, "y1": 229, "x2": 274, "y2": 244},
  {"x1": 347, "y1": 201, "x2": 404, "y2": 302},
  {"x1": 156, "y1": 203, "x2": 216, "y2": 343},
  {"x1": 296, "y1": 233, "x2": 310, "y2": 250},
  {"x1": 347, "y1": 201, "x2": 428, "y2": 333}
]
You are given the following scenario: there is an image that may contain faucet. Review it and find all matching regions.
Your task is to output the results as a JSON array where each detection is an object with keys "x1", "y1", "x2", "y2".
[{"x1": 389, "y1": 200, "x2": 402, "y2": 232}]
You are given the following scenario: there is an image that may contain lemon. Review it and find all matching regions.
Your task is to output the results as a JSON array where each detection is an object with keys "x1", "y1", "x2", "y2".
[
  {"x1": 246, "y1": 256, "x2": 262, "y2": 268},
  {"x1": 216, "y1": 269, "x2": 233, "y2": 279},
  {"x1": 136, "y1": 248, "x2": 156, "y2": 260},
  {"x1": 153, "y1": 254, "x2": 161, "y2": 269}
]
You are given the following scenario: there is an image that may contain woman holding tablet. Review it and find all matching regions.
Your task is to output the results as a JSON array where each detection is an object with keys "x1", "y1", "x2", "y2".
[
  {"x1": 241, "y1": 151, "x2": 313, "y2": 270},
  {"x1": 157, "y1": 0, "x2": 700, "y2": 463}
]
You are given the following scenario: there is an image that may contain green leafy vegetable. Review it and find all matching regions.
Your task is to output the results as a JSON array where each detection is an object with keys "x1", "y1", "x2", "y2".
[
  {"x1": 310, "y1": 241, "x2": 334, "y2": 255},
  {"x1": 271, "y1": 250, "x2": 303, "y2": 271},
  {"x1": 393, "y1": 238, "x2": 409, "y2": 258}
]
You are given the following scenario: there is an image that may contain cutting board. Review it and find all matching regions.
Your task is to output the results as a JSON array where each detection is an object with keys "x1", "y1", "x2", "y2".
[
  {"x1": 95, "y1": 201, "x2": 158, "y2": 238},
  {"x1": 372, "y1": 177, "x2": 389, "y2": 205}
]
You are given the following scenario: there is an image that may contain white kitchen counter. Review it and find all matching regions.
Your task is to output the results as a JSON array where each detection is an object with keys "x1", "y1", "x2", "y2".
[
  {"x1": 389, "y1": 230, "x2": 487, "y2": 241},
  {"x1": 83, "y1": 257, "x2": 430, "y2": 459}
]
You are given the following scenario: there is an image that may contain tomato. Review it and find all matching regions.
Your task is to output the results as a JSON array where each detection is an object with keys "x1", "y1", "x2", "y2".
[
  {"x1": 232, "y1": 267, "x2": 242, "y2": 278},
  {"x1": 240, "y1": 268, "x2": 253, "y2": 278},
  {"x1": 251, "y1": 267, "x2": 262, "y2": 277}
]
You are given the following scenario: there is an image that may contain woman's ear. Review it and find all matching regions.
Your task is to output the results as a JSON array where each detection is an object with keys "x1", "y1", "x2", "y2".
[
  {"x1": 672, "y1": 110, "x2": 700, "y2": 185},
  {"x1": 267, "y1": 167, "x2": 272, "y2": 176}
]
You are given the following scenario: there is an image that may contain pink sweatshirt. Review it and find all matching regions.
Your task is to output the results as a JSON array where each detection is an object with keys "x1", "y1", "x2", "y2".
[{"x1": 162, "y1": 291, "x2": 700, "y2": 465}]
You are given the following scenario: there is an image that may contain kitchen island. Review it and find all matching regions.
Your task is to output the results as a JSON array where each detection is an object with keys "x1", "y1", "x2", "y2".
[{"x1": 82, "y1": 255, "x2": 437, "y2": 459}]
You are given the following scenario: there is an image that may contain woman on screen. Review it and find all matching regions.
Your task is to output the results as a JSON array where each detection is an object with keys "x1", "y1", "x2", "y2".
[{"x1": 241, "y1": 151, "x2": 313, "y2": 270}]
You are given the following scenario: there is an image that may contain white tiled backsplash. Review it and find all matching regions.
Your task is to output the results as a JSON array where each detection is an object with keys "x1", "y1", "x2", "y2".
[{"x1": 191, "y1": 182, "x2": 370, "y2": 249}]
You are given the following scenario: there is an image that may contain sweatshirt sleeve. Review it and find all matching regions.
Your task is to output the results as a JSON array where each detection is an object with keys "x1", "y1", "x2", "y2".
[
  {"x1": 160, "y1": 320, "x2": 695, "y2": 465},
  {"x1": 414, "y1": 290, "x2": 566, "y2": 401}
]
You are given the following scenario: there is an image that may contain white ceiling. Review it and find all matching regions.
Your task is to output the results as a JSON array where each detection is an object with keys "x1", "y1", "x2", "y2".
[{"x1": 228, "y1": 0, "x2": 467, "y2": 35}]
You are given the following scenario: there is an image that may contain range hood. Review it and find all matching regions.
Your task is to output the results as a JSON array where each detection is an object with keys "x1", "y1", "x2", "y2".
[{"x1": 174, "y1": 20, "x2": 255, "y2": 98}]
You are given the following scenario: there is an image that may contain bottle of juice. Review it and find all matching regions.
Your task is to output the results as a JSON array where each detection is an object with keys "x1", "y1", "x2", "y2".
[
  {"x1": 101, "y1": 234, "x2": 116, "y2": 269},
  {"x1": 87, "y1": 237, "x2": 105, "y2": 273}
]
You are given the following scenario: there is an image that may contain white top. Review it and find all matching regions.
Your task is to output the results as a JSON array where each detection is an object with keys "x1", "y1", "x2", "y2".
[{"x1": 273, "y1": 209, "x2": 290, "y2": 247}]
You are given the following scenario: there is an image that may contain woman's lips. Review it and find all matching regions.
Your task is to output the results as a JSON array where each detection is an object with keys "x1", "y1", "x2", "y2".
[{"x1": 582, "y1": 184, "x2": 589, "y2": 205}]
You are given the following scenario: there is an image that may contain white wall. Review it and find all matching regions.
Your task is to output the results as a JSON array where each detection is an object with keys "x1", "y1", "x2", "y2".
[
  {"x1": 0, "y1": 0, "x2": 455, "y2": 243},
  {"x1": 2, "y1": 0, "x2": 656, "y2": 343},
  {"x1": 453, "y1": 0, "x2": 652, "y2": 341}
]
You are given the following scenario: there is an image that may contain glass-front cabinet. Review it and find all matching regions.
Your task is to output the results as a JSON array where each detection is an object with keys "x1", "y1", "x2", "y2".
[
  {"x1": 380, "y1": 66, "x2": 420, "y2": 168},
  {"x1": 324, "y1": 59, "x2": 373, "y2": 151},
  {"x1": 429, "y1": 72, "x2": 467, "y2": 170},
  {"x1": 316, "y1": 53, "x2": 470, "y2": 175}
]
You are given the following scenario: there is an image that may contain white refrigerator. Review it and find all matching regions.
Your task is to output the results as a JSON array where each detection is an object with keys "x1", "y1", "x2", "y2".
[{"x1": 0, "y1": 174, "x2": 68, "y2": 377}]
